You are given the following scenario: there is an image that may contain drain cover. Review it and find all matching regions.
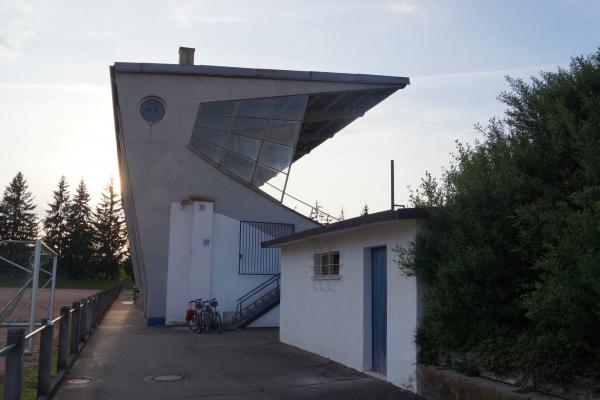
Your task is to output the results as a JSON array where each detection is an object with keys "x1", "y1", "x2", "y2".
[
  {"x1": 66, "y1": 377, "x2": 92, "y2": 385},
  {"x1": 145, "y1": 374, "x2": 188, "y2": 383}
]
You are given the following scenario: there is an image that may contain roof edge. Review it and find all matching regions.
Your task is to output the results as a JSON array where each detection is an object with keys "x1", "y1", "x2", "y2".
[
  {"x1": 262, "y1": 208, "x2": 428, "y2": 248},
  {"x1": 112, "y1": 62, "x2": 410, "y2": 87}
]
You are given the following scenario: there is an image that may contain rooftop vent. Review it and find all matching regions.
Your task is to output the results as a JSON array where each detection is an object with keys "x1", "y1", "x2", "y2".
[{"x1": 178, "y1": 47, "x2": 195, "y2": 65}]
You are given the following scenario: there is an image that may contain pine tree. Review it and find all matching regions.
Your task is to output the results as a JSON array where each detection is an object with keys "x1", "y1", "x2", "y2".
[
  {"x1": 43, "y1": 176, "x2": 70, "y2": 255},
  {"x1": 92, "y1": 179, "x2": 127, "y2": 280},
  {"x1": 0, "y1": 172, "x2": 38, "y2": 240},
  {"x1": 360, "y1": 204, "x2": 369, "y2": 216},
  {"x1": 64, "y1": 180, "x2": 94, "y2": 279}
]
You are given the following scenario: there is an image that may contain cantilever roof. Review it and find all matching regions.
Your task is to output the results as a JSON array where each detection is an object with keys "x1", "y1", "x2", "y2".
[
  {"x1": 112, "y1": 62, "x2": 410, "y2": 86},
  {"x1": 112, "y1": 62, "x2": 410, "y2": 171}
]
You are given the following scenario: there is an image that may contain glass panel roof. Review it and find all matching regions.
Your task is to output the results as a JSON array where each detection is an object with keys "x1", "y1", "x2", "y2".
[{"x1": 189, "y1": 94, "x2": 308, "y2": 186}]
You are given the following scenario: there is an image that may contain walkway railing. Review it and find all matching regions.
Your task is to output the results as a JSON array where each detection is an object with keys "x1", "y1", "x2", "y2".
[{"x1": 0, "y1": 283, "x2": 122, "y2": 400}]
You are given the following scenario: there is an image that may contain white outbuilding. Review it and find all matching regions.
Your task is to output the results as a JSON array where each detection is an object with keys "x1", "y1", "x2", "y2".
[{"x1": 263, "y1": 208, "x2": 428, "y2": 393}]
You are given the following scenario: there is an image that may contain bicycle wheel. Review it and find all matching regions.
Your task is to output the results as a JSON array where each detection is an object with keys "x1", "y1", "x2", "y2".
[
  {"x1": 205, "y1": 311, "x2": 212, "y2": 334},
  {"x1": 198, "y1": 311, "x2": 209, "y2": 334},
  {"x1": 214, "y1": 312, "x2": 223, "y2": 334}
]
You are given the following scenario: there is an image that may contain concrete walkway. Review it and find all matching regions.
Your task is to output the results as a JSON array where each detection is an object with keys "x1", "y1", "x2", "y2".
[{"x1": 54, "y1": 292, "x2": 424, "y2": 400}]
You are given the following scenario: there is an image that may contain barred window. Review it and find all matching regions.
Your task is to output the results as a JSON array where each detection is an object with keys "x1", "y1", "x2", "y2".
[{"x1": 313, "y1": 251, "x2": 340, "y2": 277}]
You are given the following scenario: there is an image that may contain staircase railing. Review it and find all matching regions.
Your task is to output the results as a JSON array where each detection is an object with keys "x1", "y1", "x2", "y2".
[{"x1": 235, "y1": 274, "x2": 280, "y2": 323}]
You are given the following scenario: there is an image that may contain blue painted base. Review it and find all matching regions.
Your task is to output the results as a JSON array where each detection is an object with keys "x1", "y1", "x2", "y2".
[{"x1": 146, "y1": 317, "x2": 165, "y2": 326}]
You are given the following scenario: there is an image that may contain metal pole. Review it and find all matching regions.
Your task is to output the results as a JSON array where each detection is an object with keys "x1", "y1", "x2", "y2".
[
  {"x1": 37, "y1": 319, "x2": 53, "y2": 397},
  {"x1": 58, "y1": 306, "x2": 70, "y2": 370},
  {"x1": 4, "y1": 328, "x2": 25, "y2": 400},
  {"x1": 390, "y1": 160, "x2": 395, "y2": 210},
  {"x1": 49, "y1": 255, "x2": 58, "y2": 320},
  {"x1": 280, "y1": 164, "x2": 293, "y2": 203},
  {"x1": 27, "y1": 239, "x2": 42, "y2": 353}
]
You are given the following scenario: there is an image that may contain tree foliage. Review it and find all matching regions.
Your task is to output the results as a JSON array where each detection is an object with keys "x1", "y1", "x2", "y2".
[
  {"x1": 0, "y1": 172, "x2": 38, "y2": 240},
  {"x1": 400, "y1": 51, "x2": 600, "y2": 386},
  {"x1": 43, "y1": 176, "x2": 70, "y2": 255},
  {"x1": 92, "y1": 179, "x2": 127, "y2": 280},
  {"x1": 64, "y1": 179, "x2": 95, "y2": 278}
]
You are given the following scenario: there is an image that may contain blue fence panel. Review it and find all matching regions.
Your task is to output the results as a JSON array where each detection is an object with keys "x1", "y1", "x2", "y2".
[{"x1": 239, "y1": 221, "x2": 294, "y2": 275}]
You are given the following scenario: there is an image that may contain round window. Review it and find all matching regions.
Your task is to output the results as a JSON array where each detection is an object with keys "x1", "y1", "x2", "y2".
[{"x1": 139, "y1": 97, "x2": 166, "y2": 123}]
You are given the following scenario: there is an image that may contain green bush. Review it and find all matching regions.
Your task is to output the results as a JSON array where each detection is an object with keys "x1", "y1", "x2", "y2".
[{"x1": 399, "y1": 50, "x2": 600, "y2": 386}]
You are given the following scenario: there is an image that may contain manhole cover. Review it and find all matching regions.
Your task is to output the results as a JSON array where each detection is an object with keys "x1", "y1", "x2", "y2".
[
  {"x1": 145, "y1": 374, "x2": 188, "y2": 383},
  {"x1": 66, "y1": 377, "x2": 92, "y2": 385}
]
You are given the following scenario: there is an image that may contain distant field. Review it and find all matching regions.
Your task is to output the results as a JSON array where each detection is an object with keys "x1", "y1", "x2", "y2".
[{"x1": 0, "y1": 277, "x2": 124, "y2": 290}]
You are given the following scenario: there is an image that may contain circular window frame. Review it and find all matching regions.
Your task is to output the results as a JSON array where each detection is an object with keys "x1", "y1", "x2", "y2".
[{"x1": 138, "y1": 96, "x2": 167, "y2": 124}]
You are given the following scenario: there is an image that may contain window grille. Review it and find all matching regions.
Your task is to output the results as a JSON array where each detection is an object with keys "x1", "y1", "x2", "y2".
[{"x1": 313, "y1": 251, "x2": 340, "y2": 277}]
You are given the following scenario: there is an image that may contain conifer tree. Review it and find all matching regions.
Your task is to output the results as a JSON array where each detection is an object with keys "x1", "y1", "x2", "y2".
[
  {"x1": 0, "y1": 172, "x2": 38, "y2": 240},
  {"x1": 92, "y1": 179, "x2": 126, "y2": 280},
  {"x1": 43, "y1": 176, "x2": 70, "y2": 255},
  {"x1": 64, "y1": 179, "x2": 94, "y2": 278},
  {"x1": 360, "y1": 204, "x2": 369, "y2": 216}
]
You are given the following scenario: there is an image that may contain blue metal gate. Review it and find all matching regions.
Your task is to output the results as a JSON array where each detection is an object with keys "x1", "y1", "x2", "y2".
[
  {"x1": 371, "y1": 246, "x2": 387, "y2": 374},
  {"x1": 239, "y1": 221, "x2": 294, "y2": 275}
]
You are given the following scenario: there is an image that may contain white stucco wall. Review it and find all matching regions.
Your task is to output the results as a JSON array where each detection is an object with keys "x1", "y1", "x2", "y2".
[
  {"x1": 279, "y1": 220, "x2": 421, "y2": 392},
  {"x1": 165, "y1": 201, "x2": 281, "y2": 326}
]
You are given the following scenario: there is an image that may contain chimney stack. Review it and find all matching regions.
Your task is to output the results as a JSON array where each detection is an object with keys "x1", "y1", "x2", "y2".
[{"x1": 178, "y1": 47, "x2": 195, "y2": 65}]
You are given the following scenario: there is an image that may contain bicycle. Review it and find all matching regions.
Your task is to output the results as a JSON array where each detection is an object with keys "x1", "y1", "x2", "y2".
[
  {"x1": 198, "y1": 298, "x2": 223, "y2": 334},
  {"x1": 186, "y1": 299, "x2": 203, "y2": 332}
]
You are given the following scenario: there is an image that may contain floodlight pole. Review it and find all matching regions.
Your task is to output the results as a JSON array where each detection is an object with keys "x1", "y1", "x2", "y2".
[{"x1": 390, "y1": 160, "x2": 395, "y2": 211}]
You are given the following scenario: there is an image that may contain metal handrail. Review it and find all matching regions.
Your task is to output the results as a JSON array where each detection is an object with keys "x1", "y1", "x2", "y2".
[
  {"x1": 263, "y1": 181, "x2": 340, "y2": 223},
  {"x1": 238, "y1": 285, "x2": 280, "y2": 316},
  {"x1": 235, "y1": 274, "x2": 280, "y2": 323},
  {"x1": 235, "y1": 273, "x2": 280, "y2": 303},
  {"x1": 0, "y1": 342, "x2": 16, "y2": 355}
]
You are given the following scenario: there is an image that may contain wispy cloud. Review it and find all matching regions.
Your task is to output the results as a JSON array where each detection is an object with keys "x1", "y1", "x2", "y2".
[
  {"x1": 388, "y1": 0, "x2": 420, "y2": 14},
  {"x1": 172, "y1": 3, "x2": 256, "y2": 27},
  {"x1": 413, "y1": 64, "x2": 562, "y2": 85},
  {"x1": 0, "y1": 21, "x2": 33, "y2": 57},
  {"x1": 0, "y1": 0, "x2": 35, "y2": 58},
  {"x1": 0, "y1": 81, "x2": 108, "y2": 95}
]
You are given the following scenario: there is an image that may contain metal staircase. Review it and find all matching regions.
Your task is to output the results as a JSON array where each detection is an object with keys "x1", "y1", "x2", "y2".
[{"x1": 233, "y1": 274, "x2": 280, "y2": 329}]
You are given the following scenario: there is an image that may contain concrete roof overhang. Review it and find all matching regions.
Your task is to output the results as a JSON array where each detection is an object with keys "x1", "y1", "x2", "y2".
[
  {"x1": 262, "y1": 208, "x2": 428, "y2": 248},
  {"x1": 112, "y1": 63, "x2": 409, "y2": 163}
]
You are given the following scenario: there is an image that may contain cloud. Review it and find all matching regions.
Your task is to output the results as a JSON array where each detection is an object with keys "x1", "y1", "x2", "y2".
[
  {"x1": 0, "y1": 0, "x2": 35, "y2": 58},
  {"x1": 0, "y1": 21, "x2": 33, "y2": 57},
  {"x1": 388, "y1": 0, "x2": 419, "y2": 14},
  {"x1": 172, "y1": 3, "x2": 256, "y2": 27}
]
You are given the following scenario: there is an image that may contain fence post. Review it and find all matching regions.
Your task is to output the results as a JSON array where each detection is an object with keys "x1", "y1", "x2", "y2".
[
  {"x1": 79, "y1": 299, "x2": 87, "y2": 343},
  {"x1": 70, "y1": 301, "x2": 80, "y2": 354},
  {"x1": 4, "y1": 328, "x2": 25, "y2": 400},
  {"x1": 58, "y1": 305, "x2": 70, "y2": 370},
  {"x1": 37, "y1": 319, "x2": 53, "y2": 397}
]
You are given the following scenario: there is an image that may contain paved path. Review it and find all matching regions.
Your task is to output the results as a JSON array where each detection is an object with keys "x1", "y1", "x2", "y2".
[{"x1": 54, "y1": 292, "x2": 424, "y2": 400}]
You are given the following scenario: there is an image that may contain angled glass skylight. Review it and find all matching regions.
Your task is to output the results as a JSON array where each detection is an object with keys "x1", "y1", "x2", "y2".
[{"x1": 189, "y1": 95, "x2": 308, "y2": 187}]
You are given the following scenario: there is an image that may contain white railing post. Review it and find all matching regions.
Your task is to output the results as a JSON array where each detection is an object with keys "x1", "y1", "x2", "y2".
[
  {"x1": 49, "y1": 254, "x2": 58, "y2": 319},
  {"x1": 27, "y1": 239, "x2": 41, "y2": 353}
]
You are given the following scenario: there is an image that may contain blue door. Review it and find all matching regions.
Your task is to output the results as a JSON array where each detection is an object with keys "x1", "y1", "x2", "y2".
[{"x1": 371, "y1": 246, "x2": 387, "y2": 374}]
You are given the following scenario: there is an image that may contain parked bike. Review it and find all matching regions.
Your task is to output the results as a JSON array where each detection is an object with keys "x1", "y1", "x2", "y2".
[{"x1": 186, "y1": 298, "x2": 222, "y2": 334}]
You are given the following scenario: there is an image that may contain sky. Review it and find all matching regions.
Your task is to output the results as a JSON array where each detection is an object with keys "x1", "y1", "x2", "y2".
[{"x1": 1, "y1": 0, "x2": 599, "y2": 219}]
